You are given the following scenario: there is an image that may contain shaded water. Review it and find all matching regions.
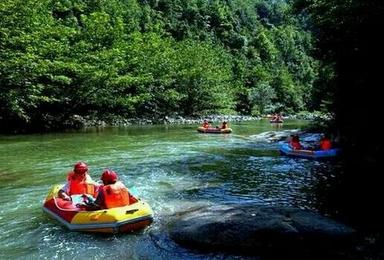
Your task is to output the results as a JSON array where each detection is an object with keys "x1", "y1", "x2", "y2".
[{"x1": 0, "y1": 120, "x2": 341, "y2": 259}]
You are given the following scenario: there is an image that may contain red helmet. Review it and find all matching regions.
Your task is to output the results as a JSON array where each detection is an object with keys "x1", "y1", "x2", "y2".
[
  {"x1": 74, "y1": 161, "x2": 88, "y2": 174},
  {"x1": 101, "y1": 169, "x2": 118, "y2": 183}
]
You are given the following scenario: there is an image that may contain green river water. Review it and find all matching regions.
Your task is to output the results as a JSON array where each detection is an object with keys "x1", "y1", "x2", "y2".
[{"x1": 0, "y1": 119, "x2": 340, "y2": 259}]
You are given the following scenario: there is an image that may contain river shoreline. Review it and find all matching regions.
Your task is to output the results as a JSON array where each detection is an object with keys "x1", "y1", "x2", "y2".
[
  {"x1": 0, "y1": 111, "x2": 331, "y2": 134},
  {"x1": 69, "y1": 111, "x2": 331, "y2": 128}
]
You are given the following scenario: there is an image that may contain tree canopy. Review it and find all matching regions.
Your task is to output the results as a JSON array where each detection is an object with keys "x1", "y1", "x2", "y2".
[
  {"x1": 293, "y1": 0, "x2": 384, "y2": 231},
  {"x1": 1, "y1": 0, "x2": 319, "y2": 132}
]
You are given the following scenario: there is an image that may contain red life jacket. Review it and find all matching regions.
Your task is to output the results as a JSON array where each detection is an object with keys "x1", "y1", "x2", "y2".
[
  {"x1": 67, "y1": 171, "x2": 96, "y2": 197},
  {"x1": 320, "y1": 139, "x2": 332, "y2": 150},
  {"x1": 290, "y1": 140, "x2": 302, "y2": 150},
  {"x1": 101, "y1": 181, "x2": 130, "y2": 209}
]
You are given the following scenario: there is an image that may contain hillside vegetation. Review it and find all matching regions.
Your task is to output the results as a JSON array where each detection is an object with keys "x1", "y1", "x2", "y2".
[{"x1": 0, "y1": 0, "x2": 320, "y2": 132}]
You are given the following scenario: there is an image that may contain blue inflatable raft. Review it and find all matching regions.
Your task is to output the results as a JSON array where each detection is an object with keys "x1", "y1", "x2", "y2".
[{"x1": 279, "y1": 143, "x2": 340, "y2": 159}]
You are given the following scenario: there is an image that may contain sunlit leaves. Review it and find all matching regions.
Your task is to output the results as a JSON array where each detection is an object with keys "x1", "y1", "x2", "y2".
[{"x1": 1, "y1": 0, "x2": 320, "y2": 131}]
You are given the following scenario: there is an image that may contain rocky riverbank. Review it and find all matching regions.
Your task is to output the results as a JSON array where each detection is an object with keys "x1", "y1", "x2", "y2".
[
  {"x1": 66, "y1": 111, "x2": 332, "y2": 128},
  {"x1": 65, "y1": 114, "x2": 261, "y2": 128}
]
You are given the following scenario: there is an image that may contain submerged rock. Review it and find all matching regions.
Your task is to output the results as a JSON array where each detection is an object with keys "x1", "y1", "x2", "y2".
[
  {"x1": 249, "y1": 129, "x2": 300, "y2": 143},
  {"x1": 169, "y1": 203, "x2": 356, "y2": 257}
]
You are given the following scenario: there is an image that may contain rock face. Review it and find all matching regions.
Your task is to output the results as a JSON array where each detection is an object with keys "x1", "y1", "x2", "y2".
[{"x1": 169, "y1": 204, "x2": 356, "y2": 256}]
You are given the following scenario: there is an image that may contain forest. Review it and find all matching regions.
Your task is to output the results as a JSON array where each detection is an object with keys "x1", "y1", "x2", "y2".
[
  {"x1": 1, "y1": 0, "x2": 321, "y2": 132},
  {"x1": 293, "y1": 0, "x2": 384, "y2": 232}
]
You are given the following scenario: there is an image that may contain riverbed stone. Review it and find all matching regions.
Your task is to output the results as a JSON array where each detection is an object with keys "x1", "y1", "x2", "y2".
[{"x1": 168, "y1": 203, "x2": 356, "y2": 256}]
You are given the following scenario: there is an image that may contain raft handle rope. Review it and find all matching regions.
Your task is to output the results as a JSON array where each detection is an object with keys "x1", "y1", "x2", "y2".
[{"x1": 126, "y1": 209, "x2": 139, "y2": 214}]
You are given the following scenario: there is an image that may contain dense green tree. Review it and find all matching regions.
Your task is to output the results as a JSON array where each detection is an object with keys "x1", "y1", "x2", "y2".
[
  {"x1": 1, "y1": 0, "x2": 54, "y2": 128},
  {"x1": 293, "y1": 0, "x2": 384, "y2": 231},
  {"x1": 1, "y1": 0, "x2": 319, "y2": 132}
]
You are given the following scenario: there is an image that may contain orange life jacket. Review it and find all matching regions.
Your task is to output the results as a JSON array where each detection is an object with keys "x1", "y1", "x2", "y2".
[
  {"x1": 67, "y1": 171, "x2": 96, "y2": 197},
  {"x1": 202, "y1": 122, "x2": 209, "y2": 128},
  {"x1": 101, "y1": 181, "x2": 130, "y2": 209}
]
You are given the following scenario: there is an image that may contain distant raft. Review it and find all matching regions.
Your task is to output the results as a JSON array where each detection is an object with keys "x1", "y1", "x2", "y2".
[
  {"x1": 197, "y1": 127, "x2": 232, "y2": 134},
  {"x1": 279, "y1": 143, "x2": 340, "y2": 159},
  {"x1": 42, "y1": 185, "x2": 153, "y2": 234},
  {"x1": 270, "y1": 119, "x2": 284, "y2": 123}
]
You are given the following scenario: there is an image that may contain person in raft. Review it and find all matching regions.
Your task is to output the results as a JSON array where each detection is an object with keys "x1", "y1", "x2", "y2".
[
  {"x1": 85, "y1": 169, "x2": 136, "y2": 210},
  {"x1": 220, "y1": 121, "x2": 229, "y2": 129},
  {"x1": 202, "y1": 119, "x2": 210, "y2": 128},
  {"x1": 58, "y1": 161, "x2": 100, "y2": 201},
  {"x1": 271, "y1": 113, "x2": 278, "y2": 121},
  {"x1": 319, "y1": 134, "x2": 332, "y2": 150},
  {"x1": 276, "y1": 113, "x2": 283, "y2": 122},
  {"x1": 289, "y1": 135, "x2": 303, "y2": 150}
]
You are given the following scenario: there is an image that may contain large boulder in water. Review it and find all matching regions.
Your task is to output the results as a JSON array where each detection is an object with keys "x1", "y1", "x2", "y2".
[{"x1": 169, "y1": 203, "x2": 356, "y2": 256}]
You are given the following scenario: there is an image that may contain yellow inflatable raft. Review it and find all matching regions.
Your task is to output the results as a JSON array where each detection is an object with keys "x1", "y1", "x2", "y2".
[{"x1": 42, "y1": 185, "x2": 153, "y2": 234}]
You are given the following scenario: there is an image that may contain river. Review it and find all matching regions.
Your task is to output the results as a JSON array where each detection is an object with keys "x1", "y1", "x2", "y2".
[{"x1": 0, "y1": 119, "x2": 341, "y2": 259}]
